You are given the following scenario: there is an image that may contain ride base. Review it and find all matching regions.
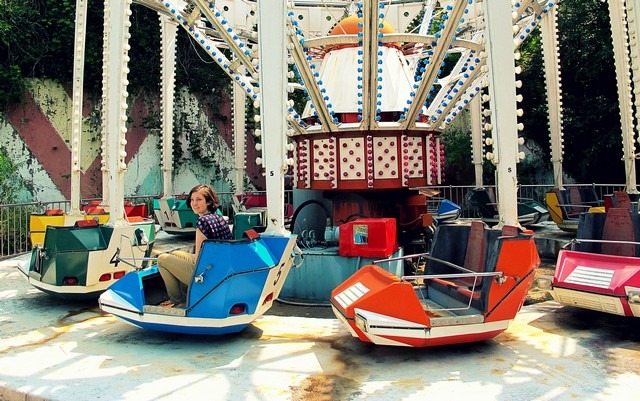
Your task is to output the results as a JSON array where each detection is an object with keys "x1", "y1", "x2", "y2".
[{"x1": 280, "y1": 246, "x2": 404, "y2": 302}]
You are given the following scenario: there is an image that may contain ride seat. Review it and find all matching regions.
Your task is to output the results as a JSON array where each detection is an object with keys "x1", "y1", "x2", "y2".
[
  {"x1": 33, "y1": 223, "x2": 112, "y2": 281},
  {"x1": 601, "y1": 208, "x2": 637, "y2": 257},
  {"x1": 428, "y1": 224, "x2": 517, "y2": 312},
  {"x1": 548, "y1": 188, "x2": 591, "y2": 220},
  {"x1": 75, "y1": 219, "x2": 99, "y2": 227},
  {"x1": 469, "y1": 188, "x2": 497, "y2": 219},
  {"x1": 579, "y1": 188, "x2": 602, "y2": 206},
  {"x1": 569, "y1": 187, "x2": 584, "y2": 215},
  {"x1": 441, "y1": 220, "x2": 486, "y2": 288},
  {"x1": 613, "y1": 191, "x2": 632, "y2": 210},
  {"x1": 576, "y1": 208, "x2": 640, "y2": 256},
  {"x1": 428, "y1": 221, "x2": 488, "y2": 295},
  {"x1": 85, "y1": 206, "x2": 106, "y2": 215}
]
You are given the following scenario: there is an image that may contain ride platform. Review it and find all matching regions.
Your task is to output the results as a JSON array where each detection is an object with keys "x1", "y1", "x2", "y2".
[
  {"x1": 0, "y1": 224, "x2": 638, "y2": 399},
  {"x1": 1, "y1": 254, "x2": 639, "y2": 400}
]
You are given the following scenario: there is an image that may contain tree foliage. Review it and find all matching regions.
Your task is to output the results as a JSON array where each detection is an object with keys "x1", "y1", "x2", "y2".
[
  {"x1": 0, "y1": 0, "x2": 43, "y2": 105},
  {"x1": 519, "y1": 0, "x2": 623, "y2": 183},
  {"x1": 445, "y1": 0, "x2": 625, "y2": 185},
  {"x1": 0, "y1": 148, "x2": 21, "y2": 203},
  {"x1": 0, "y1": 0, "x2": 229, "y2": 106}
]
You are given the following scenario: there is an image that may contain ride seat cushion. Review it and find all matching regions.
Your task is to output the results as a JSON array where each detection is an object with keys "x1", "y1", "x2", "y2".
[
  {"x1": 456, "y1": 220, "x2": 487, "y2": 287},
  {"x1": 613, "y1": 191, "x2": 632, "y2": 210},
  {"x1": 569, "y1": 187, "x2": 583, "y2": 215},
  {"x1": 601, "y1": 208, "x2": 636, "y2": 257}
]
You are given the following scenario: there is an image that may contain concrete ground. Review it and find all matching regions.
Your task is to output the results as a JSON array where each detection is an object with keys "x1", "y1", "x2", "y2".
[{"x1": 1, "y1": 228, "x2": 640, "y2": 401}]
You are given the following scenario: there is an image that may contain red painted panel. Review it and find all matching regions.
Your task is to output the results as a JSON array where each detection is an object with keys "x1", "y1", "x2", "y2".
[
  {"x1": 7, "y1": 90, "x2": 73, "y2": 199},
  {"x1": 126, "y1": 94, "x2": 151, "y2": 165}
]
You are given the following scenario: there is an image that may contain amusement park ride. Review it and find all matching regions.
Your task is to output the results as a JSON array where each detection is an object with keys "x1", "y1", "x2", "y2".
[
  {"x1": 539, "y1": 205, "x2": 640, "y2": 319},
  {"x1": 16, "y1": 0, "x2": 640, "y2": 342}
]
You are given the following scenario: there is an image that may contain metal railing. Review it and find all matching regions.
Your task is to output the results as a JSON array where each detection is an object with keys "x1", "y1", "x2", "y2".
[
  {"x1": 0, "y1": 184, "x2": 629, "y2": 260},
  {"x1": 0, "y1": 190, "x2": 293, "y2": 260},
  {"x1": 423, "y1": 183, "x2": 628, "y2": 218}
]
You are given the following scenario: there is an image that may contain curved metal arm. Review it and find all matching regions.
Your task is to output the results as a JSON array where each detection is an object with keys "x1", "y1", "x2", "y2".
[
  {"x1": 376, "y1": 252, "x2": 475, "y2": 274},
  {"x1": 401, "y1": 271, "x2": 503, "y2": 281},
  {"x1": 292, "y1": 244, "x2": 304, "y2": 268},
  {"x1": 565, "y1": 238, "x2": 640, "y2": 250}
]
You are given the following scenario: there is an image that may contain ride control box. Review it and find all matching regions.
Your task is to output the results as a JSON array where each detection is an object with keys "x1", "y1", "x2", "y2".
[{"x1": 338, "y1": 218, "x2": 398, "y2": 258}]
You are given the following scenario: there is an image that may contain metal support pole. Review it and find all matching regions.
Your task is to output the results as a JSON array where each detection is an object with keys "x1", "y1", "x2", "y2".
[
  {"x1": 100, "y1": 0, "x2": 110, "y2": 204},
  {"x1": 626, "y1": 0, "x2": 640, "y2": 190},
  {"x1": 258, "y1": 0, "x2": 287, "y2": 234},
  {"x1": 103, "y1": 0, "x2": 133, "y2": 226},
  {"x1": 233, "y1": 82, "x2": 246, "y2": 196},
  {"x1": 608, "y1": 0, "x2": 638, "y2": 193},
  {"x1": 482, "y1": 0, "x2": 520, "y2": 227},
  {"x1": 160, "y1": 15, "x2": 178, "y2": 197},
  {"x1": 70, "y1": 0, "x2": 88, "y2": 216},
  {"x1": 541, "y1": 6, "x2": 565, "y2": 190},
  {"x1": 470, "y1": 95, "x2": 484, "y2": 188}
]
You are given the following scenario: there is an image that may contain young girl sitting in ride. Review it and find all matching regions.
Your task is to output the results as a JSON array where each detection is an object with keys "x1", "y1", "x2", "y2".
[{"x1": 158, "y1": 184, "x2": 232, "y2": 307}]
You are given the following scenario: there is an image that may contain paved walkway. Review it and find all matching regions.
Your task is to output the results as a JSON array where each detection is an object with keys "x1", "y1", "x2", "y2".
[{"x1": 1, "y1": 253, "x2": 640, "y2": 400}]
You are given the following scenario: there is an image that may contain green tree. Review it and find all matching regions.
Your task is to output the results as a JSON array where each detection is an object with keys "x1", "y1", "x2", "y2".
[
  {"x1": 0, "y1": 148, "x2": 21, "y2": 203},
  {"x1": 519, "y1": 0, "x2": 623, "y2": 183},
  {"x1": 0, "y1": 1, "x2": 41, "y2": 106}
]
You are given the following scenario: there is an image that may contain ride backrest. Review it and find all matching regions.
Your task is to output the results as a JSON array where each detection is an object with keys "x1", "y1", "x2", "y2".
[
  {"x1": 469, "y1": 225, "x2": 523, "y2": 306},
  {"x1": 469, "y1": 188, "x2": 497, "y2": 218},
  {"x1": 575, "y1": 208, "x2": 640, "y2": 256},
  {"x1": 43, "y1": 224, "x2": 111, "y2": 254},
  {"x1": 187, "y1": 235, "x2": 279, "y2": 315},
  {"x1": 35, "y1": 224, "x2": 113, "y2": 280},
  {"x1": 427, "y1": 221, "x2": 493, "y2": 278},
  {"x1": 464, "y1": 220, "x2": 486, "y2": 270},
  {"x1": 427, "y1": 223, "x2": 473, "y2": 274},
  {"x1": 550, "y1": 188, "x2": 595, "y2": 219},
  {"x1": 579, "y1": 188, "x2": 601, "y2": 205},
  {"x1": 601, "y1": 208, "x2": 637, "y2": 256},
  {"x1": 475, "y1": 226, "x2": 512, "y2": 284},
  {"x1": 613, "y1": 191, "x2": 632, "y2": 210},
  {"x1": 426, "y1": 223, "x2": 511, "y2": 312},
  {"x1": 546, "y1": 188, "x2": 566, "y2": 221},
  {"x1": 569, "y1": 187, "x2": 583, "y2": 215}
]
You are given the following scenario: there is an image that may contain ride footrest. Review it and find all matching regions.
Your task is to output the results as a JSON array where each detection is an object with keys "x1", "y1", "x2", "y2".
[
  {"x1": 429, "y1": 314, "x2": 484, "y2": 327},
  {"x1": 142, "y1": 305, "x2": 187, "y2": 317}
]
